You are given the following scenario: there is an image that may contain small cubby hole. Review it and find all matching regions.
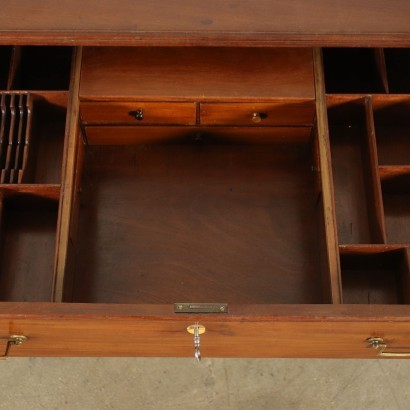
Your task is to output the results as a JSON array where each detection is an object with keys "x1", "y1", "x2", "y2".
[
  {"x1": 381, "y1": 173, "x2": 410, "y2": 245},
  {"x1": 9, "y1": 46, "x2": 72, "y2": 91},
  {"x1": 323, "y1": 48, "x2": 387, "y2": 94},
  {"x1": 21, "y1": 93, "x2": 68, "y2": 184},
  {"x1": 384, "y1": 49, "x2": 410, "y2": 94},
  {"x1": 0, "y1": 47, "x2": 13, "y2": 90},
  {"x1": 372, "y1": 96, "x2": 410, "y2": 166},
  {"x1": 327, "y1": 97, "x2": 384, "y2": 244},
  {"x1": 0, "y1": 193, "x2": 59, "y2": 302},
  {"x1": 341, "y1": 248, "x2": 410, "y2": 304}
]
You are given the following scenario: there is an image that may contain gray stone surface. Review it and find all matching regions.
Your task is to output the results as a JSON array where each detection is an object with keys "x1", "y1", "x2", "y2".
[{"x1": 0, "y1": 358, "x2": 409, "y2": 409}]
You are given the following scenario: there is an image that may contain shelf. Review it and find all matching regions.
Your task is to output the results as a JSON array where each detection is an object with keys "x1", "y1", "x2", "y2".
[{"x1": 0, "y1": 184, "x2": 60, "y2": 201}]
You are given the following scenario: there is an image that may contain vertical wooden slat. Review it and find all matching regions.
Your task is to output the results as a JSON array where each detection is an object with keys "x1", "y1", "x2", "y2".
[
  {"x1": 374, "y1": 48, "x2": 390, "y2": 94},
  {"x1": 12, "y1": 94, "x2": 26, "y2": 183},
  {"x1": 52, "y1": 47, "x2": 82, "y2": 302},
  {"x1": 313, "y1": 48, "x2": 342, "y2": 304},
  {"x1": 363, "y1": 96, "x2": 387, "y2": 243},
  {"x1": 0, "y1": 94, "x2": 9, "y2": 171},
  {"x1": 19, "y1": 93, "x2": 33, "y2": 183},
  {"x1": 2, "y1": 94, "x2": 17, "y2": 183},
  {"x1": 6, "y1": 46, "x2": 22, "y2": 91}
]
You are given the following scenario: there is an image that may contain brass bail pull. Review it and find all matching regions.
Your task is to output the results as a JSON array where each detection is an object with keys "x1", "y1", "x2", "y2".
[
  {"x1": 0, "y1": 335, "x2": 27, "y2": 360},
  {"x1": 367, "y1": 337, "x2": 410, "y2": 357},
  {"x1": 187, "y1": 323, "x2": 206, "y2": 362}
]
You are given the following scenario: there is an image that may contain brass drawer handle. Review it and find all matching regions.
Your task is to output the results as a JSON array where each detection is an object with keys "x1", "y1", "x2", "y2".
[
  {"x1": 367, "y1": 337, "x2": 410, "y2": 357},
  {"x1": 0, "y1": 335, "x2": 28, "y2": 360},
  {"x1": 187, "y1": 323, "x2": 205, "y2": 361}
]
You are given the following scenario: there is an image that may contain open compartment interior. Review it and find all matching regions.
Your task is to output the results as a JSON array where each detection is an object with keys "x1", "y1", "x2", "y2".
[
  {"x1": 372, "y1": 96, "x2": 410, "y2": 166},
  {"x1": 381, "y1": 173, "x2": 410, "y2": 244},
  {"x1": 9, "y1": 46, "x2": 72, "y2": 91},
  {"x1": 327, "y1": 97, "x2": 384, "y2": 244},
  {"x1": 0, "y1": 47, "x2": 13, "y2": 90},
  {"x1": 340, "y1": 247, "x2": 410, "y2": 304},
  {"x1": 323, "y1": 48, "x2": 387, "y2": 94},
  {"x1": 67, "y1": 126, "x2": 328, "y2": 304},
  {"x1": 23, "y1": 93, "x2": 68, "y2": 184},
  {"x1": 0, "y1": 192, "x2": 58, "y2": 302},
  {"x1": 384, "y1": 49, "x2": 410, "y2": 94}
]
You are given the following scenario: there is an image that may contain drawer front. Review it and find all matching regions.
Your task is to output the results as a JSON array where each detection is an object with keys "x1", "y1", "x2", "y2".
[
  {"x1": 2, "y1": 304, "x2": 410, "y2": 358},
  {"x1": 200, "y1": 102, "x2": 315, "y2": 126},
  {"x1": 4, "y1": 317, "x2": 410, "y2": 358},
  {"x1": 81, "y1": 102, "x2": 197, "y2": 125}
]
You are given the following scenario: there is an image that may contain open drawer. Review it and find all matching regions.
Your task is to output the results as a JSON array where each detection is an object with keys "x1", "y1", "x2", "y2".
[{"x1": 1, "y1": 46, "x2": 410, "y2": 360}]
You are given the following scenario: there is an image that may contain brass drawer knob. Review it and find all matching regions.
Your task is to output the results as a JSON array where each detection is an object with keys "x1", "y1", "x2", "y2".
[
  {"x1": 0, "y1": 335, "x2": 28, "y2": 360},
  {"x1": 367, "y1": 337, "x2": 410, "y2": 357},
  {"x1": 129, "y1": 109, "x2": 144, "y2": 121},
  {"x1": 187, "y1": 323, "x2": 206, "y2": 361},
  {"x1": 251, "y1": 112, "x2": 267, "y2": 123}
]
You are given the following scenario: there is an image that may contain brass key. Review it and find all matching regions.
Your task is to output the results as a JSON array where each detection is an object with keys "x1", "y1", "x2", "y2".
[{"x1": 187, "y1": 323, "x2": 206, "y2": 361}]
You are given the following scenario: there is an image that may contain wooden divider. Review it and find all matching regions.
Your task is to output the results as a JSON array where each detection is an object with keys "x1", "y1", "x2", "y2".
[{"x1": 313, "y1": 48, "x2": 342, "y2": 303}]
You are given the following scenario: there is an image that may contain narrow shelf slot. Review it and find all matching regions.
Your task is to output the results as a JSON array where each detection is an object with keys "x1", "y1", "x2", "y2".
[
  {"x1": 340, "y1": 247, "x2": 410, "y2": 304},
  {"x1": 327, "y1": 96, "x2": 385, "y2": 244},
  {"x1": 323, "y1": 48, "x2": 387, "y2": 94},
  {"x1": 384, "y1": 49, "x2": 410, "y2": 94},
  {"x1": 9, "y1": 47, "x2": 72, "y2": 91},
  {"x1": 0, "y1": 193, "x2": 59, "y2": 302}
]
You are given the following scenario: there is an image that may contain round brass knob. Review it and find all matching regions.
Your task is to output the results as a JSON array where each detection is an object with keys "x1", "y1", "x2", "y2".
[
  {"x1": 134, "y1": 109, "x2": 144, "y2": 121},
  {"x1": 251, "y1": 112, "x2": 262, "y2": 123}
]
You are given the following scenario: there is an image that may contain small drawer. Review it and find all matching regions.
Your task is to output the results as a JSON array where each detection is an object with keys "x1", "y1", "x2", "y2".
[
  {"x1": 80, "y1": 102, "x2": 197, "y2": 125},
  {"x1": 200, "y1": 102, "x2": 315, "y2": 126}
]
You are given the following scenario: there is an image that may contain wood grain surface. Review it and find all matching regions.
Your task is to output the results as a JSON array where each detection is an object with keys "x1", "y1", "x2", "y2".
[
  {"x1": 80, "y1": 47, "x2": 315, "y2": 101},
  {"x1": 0, "y1": 1, "x2": 409, "y2": 46},
  {"x1": 73, "y1": 128, "x2": 325, "y2": 304}
]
